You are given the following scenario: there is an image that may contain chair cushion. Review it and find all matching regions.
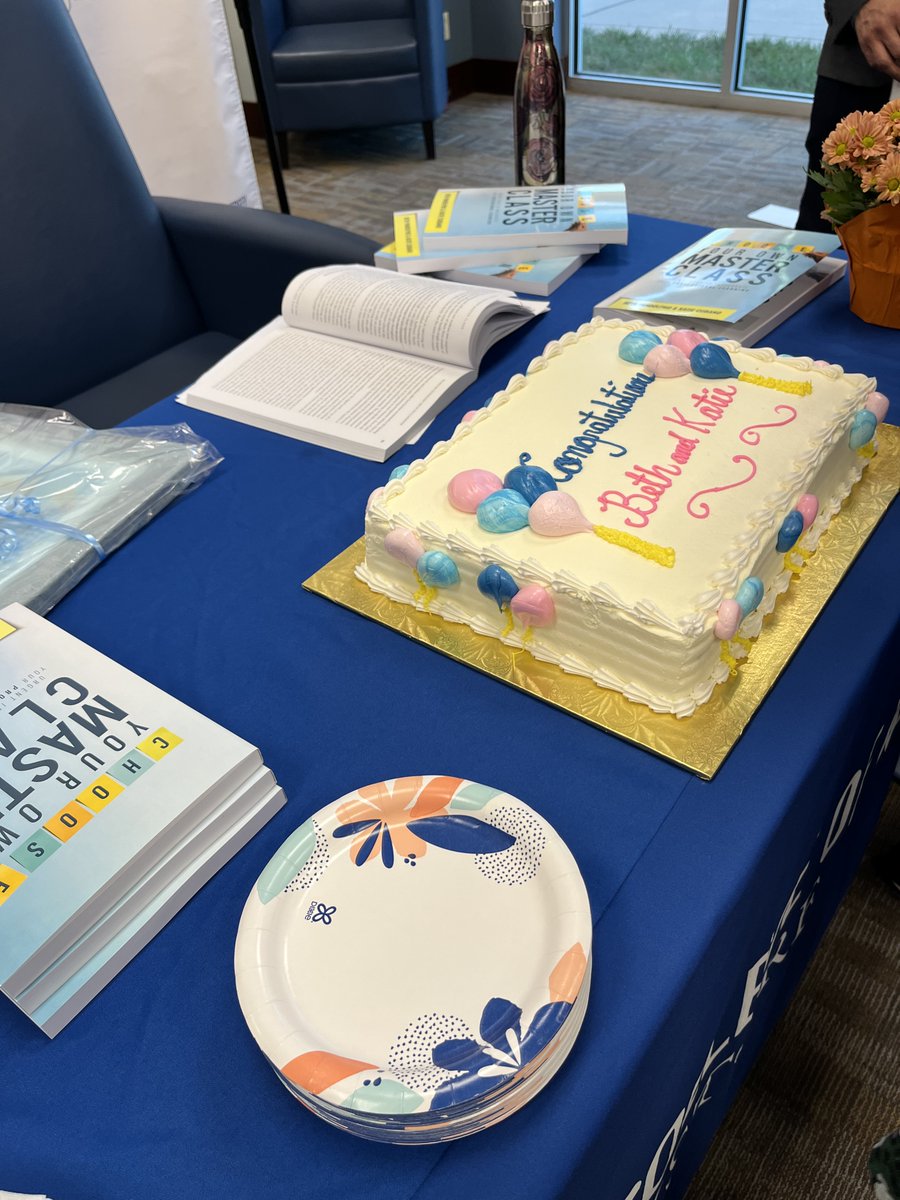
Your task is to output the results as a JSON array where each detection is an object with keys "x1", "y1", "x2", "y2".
[
  {"x1": 61, "y1": 332, "x2": 238, "y2": 429},
  {"x1": 272, "y1": 19, "x2": 419, "y2": 83}
]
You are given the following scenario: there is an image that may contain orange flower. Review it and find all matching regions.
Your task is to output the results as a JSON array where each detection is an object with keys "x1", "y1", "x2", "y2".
[
  {"x1": 877, "y1": 100, "x2": 900, "y2": 138},
  {"x1": 846, "y1": 110, "x2": 893, "y2": 160},
  {"x1": 871, "y1": 151, "x2": 900, "y2": 203},
  {"x1": 334, "y1": 776, "x2": 462, "y2": 867},
  {"x1": 822, "y1": 120, "x2": 854, "y2": 165}
]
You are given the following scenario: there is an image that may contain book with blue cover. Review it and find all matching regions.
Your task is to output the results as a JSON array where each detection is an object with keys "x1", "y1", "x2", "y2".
[
  {"x1": 422, "y1": 184, "x2": 628, "y2": 252},
  {"x1": 389, "y1": 209, "x2": 600, "y2": 275},
  {"x1": 599, "y1": 227, "x2": 841, "y2": 324},
  {"x1": 377, "y1": 213, "x2": 596, "y2": 296},
  {"x1": 0, "y1": 603, "x2": 274, "y2": 1016}
]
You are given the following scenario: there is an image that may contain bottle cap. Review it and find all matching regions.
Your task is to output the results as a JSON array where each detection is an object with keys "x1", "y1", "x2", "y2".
[{"x1": 521, "y1": 0, "x2": 553, "y2": 29}]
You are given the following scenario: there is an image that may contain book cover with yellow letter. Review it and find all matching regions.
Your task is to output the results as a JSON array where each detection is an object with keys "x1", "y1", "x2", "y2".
[{"x1": 0, "y1": 604, "x2": 272, "y2": 1029}]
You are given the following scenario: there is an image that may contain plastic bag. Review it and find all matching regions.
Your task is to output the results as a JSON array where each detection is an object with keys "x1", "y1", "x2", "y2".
[{"x1": 0, "y1": 404, "x2": 222, "y2": 615}]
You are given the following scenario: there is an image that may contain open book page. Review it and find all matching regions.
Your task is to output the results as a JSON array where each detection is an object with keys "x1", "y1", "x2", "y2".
[
  {"x1": 181, "y1": 319, "x2": 474, "y2": 461},
  {"x1": 281, "y1": 264, "x2": 545, "y2": 369}
]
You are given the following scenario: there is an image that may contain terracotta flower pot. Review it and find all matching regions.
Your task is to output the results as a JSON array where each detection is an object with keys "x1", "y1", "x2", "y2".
[{"x1": 837, "y1": 204, "x2": 900, "y2": 328}]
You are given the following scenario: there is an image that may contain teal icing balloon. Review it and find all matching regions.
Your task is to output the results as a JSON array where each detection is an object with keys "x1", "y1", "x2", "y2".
[
  {"x1": 735, "y1": 576, "x2": 764, "y2": 617},
  {"x1": 477, "y1": 488, "x2": 530, "y2": 533},
  {"x1": 776, "y1": 510, "x2": 804, "y2": 552},
  {"x1": 416, "y1": 550, "x2": 459, "y2": 588},
  {"x1": 477, "y1": 563, "x2": 519, "y2": 610},
  {"x1": 389, "y1": 464, "x2": 410, "y2": 481},
  {"x1": 849, "y1": 409, "x2": 877, "y2": 449},
  {"x1": 618, "y1": 329, "x2": 662, "y2": 364},
  {"x1": 504, "y1": 454, "x2": 557, "y2": 504},
  {"x1": 690, "y1": 342, "x2": 740, "y2": 380}
]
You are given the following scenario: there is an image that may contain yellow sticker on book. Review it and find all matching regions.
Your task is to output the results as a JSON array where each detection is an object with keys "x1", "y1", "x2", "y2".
[
  {"x1": 0, "y1": 619, "x2": 17, "y2": 641},
  {"x1": 393, "y1": 212, "x2": 420, "y2": 259},
  {"x1": 136, "y1": 728, "x2": 183, "y2": 761},
  {"x1": 515, "y1": 264, "x2": 534, "y2": 273},
  {"x1": 609, "y1": 297, "x2": 737, "y2": 320},
  {"x1": 425, "y1": 190, "x2": 458, "y2": 234},
  {"x1": 0, "y1": 864, "x2": 28, "y2": 904}
]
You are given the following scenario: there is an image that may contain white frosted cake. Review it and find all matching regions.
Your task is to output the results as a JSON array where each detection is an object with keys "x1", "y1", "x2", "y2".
[{"x1": 357, "y1": 317, "x2": 887, "y2": 717}]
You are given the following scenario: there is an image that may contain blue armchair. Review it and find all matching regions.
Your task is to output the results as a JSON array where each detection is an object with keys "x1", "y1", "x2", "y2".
[
  {"x1": 2, "y1": 0, "x2": 378, "y2": 429},
  {"x1": 244, "y1": 0, "x2": 449, "y2": 162}
]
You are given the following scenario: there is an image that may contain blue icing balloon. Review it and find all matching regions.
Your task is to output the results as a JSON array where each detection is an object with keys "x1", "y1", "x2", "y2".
[
  {"x1": 690, "y1": 342, "x2": 740, "y2": 380},
  {"x1": 477, "y1": 488, "x2": 530, "y2": 534},
  {"x1": 735, "y1": 576, "x2": 764, "y2": 618},
  {"x1": 849, "y1": 408, "x2": 877, "y2": 449},
  {"x1": 618, "y1": 329, "x2": 662, "y2": 364},
  {"x1": 776, "y1": 510, "x2": 804, "y2": 553},
  {"x1": 477, "y1": 563, "x2": 519, "y2": 610},
  {"x1": 389, "y1": 464, "x2": 409, "y2": 481},
  {"x1": 417, "y1": 550, "x2": 459, "y2": 588},
  {"x1": 504, "y1": 454, "x2": 557, "y2": 504}
]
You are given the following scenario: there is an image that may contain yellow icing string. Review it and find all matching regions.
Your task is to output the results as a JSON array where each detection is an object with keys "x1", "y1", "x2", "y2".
[
  {"x1": 421, "y1": 585, "x2": 438, "y2": 611},
  {"x1": 591, "y1": 525, "x2": 676, "y2": 568},
  {"x1": 523, "y1": 627, "x2": 534, "y2": 644},
  {"x1": 857, "y1": 441, "x2": 876, "y2": 458},
  {"x1": 737, "y1": 372, "x2": 813, "y2": 397},
  {"x1": 411, "y1": 571, "x2": 438, "y2": 609},
  {"x1": 734, "y1": 635, "x2": 753, "y2": 653},
  {"x1": 501, "y1": 608, "x2": 515, "y2": 637},
  {"x1": 720, "y1": 642, "x2": 740, "y2": 677}
]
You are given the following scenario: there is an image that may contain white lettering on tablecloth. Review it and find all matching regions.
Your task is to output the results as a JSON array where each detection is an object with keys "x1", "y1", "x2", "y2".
[{"x1": 621, "y1": 695, "x2": 900, "y2": 1200}]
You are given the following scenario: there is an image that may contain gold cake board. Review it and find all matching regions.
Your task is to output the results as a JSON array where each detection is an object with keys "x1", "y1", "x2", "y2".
[{"x1": 304, "y1": 427, "x2": 900, "y2": 780}]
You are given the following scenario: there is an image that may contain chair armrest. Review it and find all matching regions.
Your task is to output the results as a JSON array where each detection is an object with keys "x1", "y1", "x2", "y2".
[
  {"x1": 413, "y1": 0, "x2": 449, "y2": 113},
  {"x1": 155, "y1": 197, "x2": 379, "y2": 340}
]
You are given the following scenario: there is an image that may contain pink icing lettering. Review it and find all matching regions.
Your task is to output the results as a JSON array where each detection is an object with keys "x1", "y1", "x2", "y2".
[
  {"x1": 669, "y1": 431, "x2": 699, "y2": 465},
  {"x1": 596, "y1": 489, "x2": 656, "y2": 529}
]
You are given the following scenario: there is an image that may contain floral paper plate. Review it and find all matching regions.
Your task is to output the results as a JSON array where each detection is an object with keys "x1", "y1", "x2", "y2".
[{"x1": 234, "y1": 776, "x2": 592, "y2": 1125}]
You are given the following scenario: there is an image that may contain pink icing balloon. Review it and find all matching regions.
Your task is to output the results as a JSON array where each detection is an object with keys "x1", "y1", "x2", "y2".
[
  {"x1": 865, "y1": 391, "x2": 889, "y2": 423},
  {"x1": 643, "y1": 344, "x2": 691, "y2": 378},
  {"x1": 510, "y1": 584, "x2": 556, "y2": 628},
  {"x1": 667, "y1": 329, "x2": 708, "y2": 355},
  {"x1": 383, "y1": 528, "x2": 425, "y2": 569},
  {"x1": 812, "y1": 359, "x2": 831, "y2": 369},
  {"x1": 528, "y1": 491, "x2": 592, "y2": 537},
  {"x1": 714, "y1": 598, "x2": 742, "y2": 641},
  {"x1": 447, "y1": 469, "x2": 504, "y2": 513},
  {"x1": 367, "y1": 486, "x2": 385, "y2": 510},
  {"x1": 796, "y1": 493, "x2": 819, "y2": 531},
  {"x1": 461, "y1": 410, "x2": 480, "y2": 423}
]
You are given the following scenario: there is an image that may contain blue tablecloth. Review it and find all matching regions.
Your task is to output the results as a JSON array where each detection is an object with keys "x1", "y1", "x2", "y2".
[{"x1": 2, "y1": 215, "x2": 898, "y2": 1200}]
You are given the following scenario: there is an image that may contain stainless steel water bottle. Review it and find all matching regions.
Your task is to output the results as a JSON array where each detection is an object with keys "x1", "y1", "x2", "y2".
[{"x1": 514, "y1": 0, "x2": 565, "y2": 186}]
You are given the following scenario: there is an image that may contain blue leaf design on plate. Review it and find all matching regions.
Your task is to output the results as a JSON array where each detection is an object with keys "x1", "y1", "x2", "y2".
[
  {"x1": 332, "y1": 819, "x2": 380, "y2": 838},
  {"x1": 449, "y1": 783, "x2": 504, "y2": 811},
  {"x1": 407, "y1": 814, "x2": 515, "y2": 854},
  {"x1": 354, "y1": 826, "x2": 381, "y2": 866},
  {"x1": 381, "y1": 826, "x2": 395, "y2": 869},
  {"x1": 256, "y1": 819, "x2": 317, "y2": 903},
  {"x1": 431, "y1": 1037, "x2": 493, "y2": 1072},
  {"x1": 479, "y1": 997, "x2": 522, "y2": 1049},
  {"x1": 518, "y1": 1001, "x2": 572, "y2": 1062},
  {"x1": 430, "y1": 1071, "x2": 501, "y2": 1111}
]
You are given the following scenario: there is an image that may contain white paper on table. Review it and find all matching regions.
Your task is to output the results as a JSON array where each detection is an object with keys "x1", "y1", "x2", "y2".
[{"x1": 747, "y1": 204, "x2": 800, "y2": 228}]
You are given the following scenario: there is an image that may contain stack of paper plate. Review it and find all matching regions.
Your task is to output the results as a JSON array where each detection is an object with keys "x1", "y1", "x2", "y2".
[{"x1": 234, "y1": 776, "x2": 592, "y2": 1143}]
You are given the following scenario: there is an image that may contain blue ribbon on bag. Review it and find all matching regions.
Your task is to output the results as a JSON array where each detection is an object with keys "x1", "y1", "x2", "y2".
[{"x1": 0, "y1": 496, "x2": 107, "y2": 562}]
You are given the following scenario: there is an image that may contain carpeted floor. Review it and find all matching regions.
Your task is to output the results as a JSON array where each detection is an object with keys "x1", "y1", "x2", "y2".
[
  {"x1": 252, "y1": 89, "x2": 813, "y2": 243},
  {"x1": 685, "y1": 782, "x2": 900, "y2": 1200},
  {"x1": 252, "y1": 90, "x2": 899, "y2": 1199}
]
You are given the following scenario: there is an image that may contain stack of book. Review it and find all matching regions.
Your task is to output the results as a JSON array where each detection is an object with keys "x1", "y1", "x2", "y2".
[
  {"x1": 0, "y1": 603, "x2": 285, "y2": 1036},
  {"x1": 593, "y1": 226, "x2": 844, "y2": 346},
  {"x1": 375, "y1": 183, "x2": 629, "y2": 297}
]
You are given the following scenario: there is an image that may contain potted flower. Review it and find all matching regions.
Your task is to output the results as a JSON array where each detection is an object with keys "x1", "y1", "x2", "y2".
[{"x1": 809, "y1": 101, "x2": 900, "y2": 328}]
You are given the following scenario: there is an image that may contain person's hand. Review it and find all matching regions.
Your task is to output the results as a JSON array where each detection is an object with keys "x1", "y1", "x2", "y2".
[{"x1": 855, "y1": 0, "x2": 900, "y2": 79}]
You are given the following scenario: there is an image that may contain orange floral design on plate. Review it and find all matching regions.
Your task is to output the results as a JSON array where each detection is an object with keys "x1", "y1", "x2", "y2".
[{"x1": 335, "y1": 776, "x2": 463, "y2": 866}]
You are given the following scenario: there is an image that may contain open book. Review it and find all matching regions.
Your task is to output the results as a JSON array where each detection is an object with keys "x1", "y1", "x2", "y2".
[{"x1": 178, "y1": 265, "x2": 548, "y2": 461}]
